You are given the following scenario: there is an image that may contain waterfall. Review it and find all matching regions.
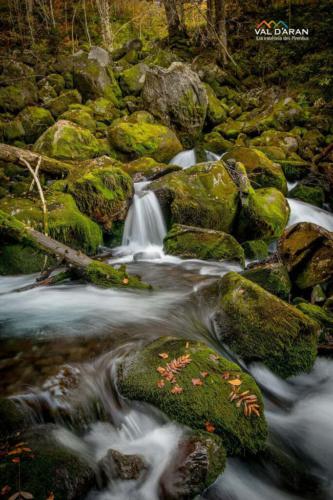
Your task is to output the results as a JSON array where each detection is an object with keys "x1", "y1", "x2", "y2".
[
  {"x1": 287, "y1": 198, "x2": 333, "y2": 231},
  {"x1": 122, "y1": 182, "x2": 167, "y2": 251},
  {"x1": 170, "y1": 149, "x2": 222, "y2": 169}
]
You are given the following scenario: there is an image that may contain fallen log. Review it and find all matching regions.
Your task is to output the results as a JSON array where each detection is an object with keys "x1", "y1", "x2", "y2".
[
  {"x1": 0, "y1": 143, "x2": 72, "y2": 177},
  {"x1": 0, "y1": 210, "x2": 149, "y2": 289}
]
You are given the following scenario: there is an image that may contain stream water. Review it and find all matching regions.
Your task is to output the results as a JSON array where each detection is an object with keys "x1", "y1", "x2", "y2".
[{"x1": 1, "y1": 150, "x2": 333, "y2": 499}]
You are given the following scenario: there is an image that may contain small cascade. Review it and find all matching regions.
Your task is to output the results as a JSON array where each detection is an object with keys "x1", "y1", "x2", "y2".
[
  {"x1": 121, "y1": 182, "x2": 167, "y2": 252},
  {"x1": 287, "y1": 198, "x2": 333, "y2": 231},
  {"x1": 170, "y1": 149, "x2": 222, "y2": 169}
]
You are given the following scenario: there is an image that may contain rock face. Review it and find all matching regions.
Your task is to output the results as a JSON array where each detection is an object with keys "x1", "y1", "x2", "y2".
[
  {"x1": 278, "y1": 222, "x2": 333, "y2": 289},
  {"x1": 151, "y1": 161, "x2": 239, "y2": 233},
  {"x1": 142, "y1": 62, "x2": 208, "y2": 145},
  {"x1": 108, "y1": 118, "x2": 183, "y2": 162},
  {"x1": 34, "y1": 120, "x2": 100, "y2": 160},
  {"x1": 215, "y1": 272, "x2": 319, "y2": 378},
  {"x1": 164, "y1": 224, "x2": 245, "y2": 265},
  {"x1": 118, "y1": 337, "x2": 267, "y2": 455}
]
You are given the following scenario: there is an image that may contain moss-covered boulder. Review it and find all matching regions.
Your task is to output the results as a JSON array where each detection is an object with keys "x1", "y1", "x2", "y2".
[
  {"x1": 0, "y1": 193, "x2": 102, "y2": 256},
  {"x1": 82, "y1": 260, "x2": 149, "y2": 289},
  {"x1": 73, "y1": 47, "x2": 121, "y2": 104},
  {"x1": 17, "y1": 106, "x2": 55, "y2": 143},
  {"x1": 204, "y1": 83, "x2": 227, "y2": 126},
  {"x1": 241, "y1": 240, "x2": 269, "y2": 260},
  {"x1": 0, "y1": 83, "x2": 37, "y2": 113},
  {"x1": 243, "y1": 261, "x2": 291, "y2": 300},
  {"x1": 289, "y1": 182, "x2": 325, "y2": 208},
  {"x1": 46, "y1": 89, "x2": 82, "y2": 118},
  {"x1": 119, "y1": 63, "x2": 148, "y2": 96},
  {"x1": 38, "y1": 73, "x2": 66, "y2": 94},
  {"x1": 0, "y1": 242, "x2": 53, "y2": 275},
  {"x1": 223, "y1": 147, "x2": 287, "y2": 194},
  {"x1": 69, "y1": 166, "x2": 133, "y2": 232},
  {"x1": 0, "y1": 398, "x2": 31, "y2": 440},
  {"x1": 296, "y1": 302, "x2": 333, "y2": 330},
  {"x1": 201, "y1": 131, "x2": 233, "y2": 155},
  {"x1": 118, "y1": 337, "x2": 267, "y2": 455},
  {"x1": 251, "y1": 130, "x2": 299, "y2": 154},
  {"x1": 108, "y1": 119, "x2": 183, "y2": 162},
  {"x1": 164, "y1": 224, "x2": 245, "y2": 265},
  {"x1": 215, "y1": 272, "x2": 319, "y2": 378},
  {"x1": 0, "y1": 425, "x2": 96, "y2": 499},
  {"x1": 87, "y1": 97, "x2": 120, "y2": 123},
  {"x1": 279, "y1": 154, "x2": 313, "y2": 181},
  {"x1": 124, "y1": 157, "x2": 181, "y2": 182},
  {"x1": 34, "y1": 120, "x2": 100, "y2": 160},
  {"x1": 151, "y1": 161, "x2": 239, "y2": 233},
  {"x1": 142, "y1": 62, "x2": 208, "y2": 146},
  {"x1": 2, "y1": 118, "x2": 25, "y2": 143},
  {"x1": 59, "y1": 107, "x2": 96, "y2": 133},
  {"x1": 278, "y1": 223, "x2": 333, "y2": 289}
]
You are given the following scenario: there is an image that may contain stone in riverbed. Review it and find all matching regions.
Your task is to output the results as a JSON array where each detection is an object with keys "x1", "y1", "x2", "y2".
[
  {"x1": 118, "y1": 337, "x2": 267, "y2": 456},
  {"x1": 99, "y1": 449, "x2": 147, "y2": 483},
  {"x1": 241, "y1": 240, "x2": 269, "y2": 260},
  {"x1": 164, "y1": 224, "x2": 245, "y2": 265},
  {"x1": 242, "y1": 261, "x2": 291, "y2": 300},
  {"x1": 214, "y1": 272, "x2": 319, "y2": 378},
  {"x1": 124, "y1": 156, "x2": 181, "y2": 182}
]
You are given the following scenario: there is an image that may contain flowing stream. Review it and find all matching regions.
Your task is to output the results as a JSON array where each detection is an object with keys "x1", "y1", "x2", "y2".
[{"x1": 1, "y1": 151, "x2": 333, "y2": 499}]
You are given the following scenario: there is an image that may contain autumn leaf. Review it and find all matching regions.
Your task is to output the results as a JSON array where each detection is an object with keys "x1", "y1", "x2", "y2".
[
  {"x1": 157, "y1": 380, "x2": 165, "y2": 388},
  {"x1": 156, "y1": 366, "x2": 166, "y2": 375},
  {"x1": 192, "y1": 378, "x2": 203, "y2": 386},
  {"x1": 228, "y1": 379, "x2": 242, "y2": 386},
  {"x1": 21, "y1": 448, "x2": 32, "y2": 453},
  {"x1": 158, "y1": 353, "x2": 169, "y2": 359},
  {"x1": 221, "y1": 371, "x2": 230, "y2": 380},
  {"x1": 204, "y1": 421, "x2": 215, "y2": 433},
  {"x1": 122, "y1": 278, "x2": 129, "y2": 285},
  {"x1": 11, "y1": 457, "x2": 20, "y2": 464},
  {"x1": 200, "y1": 371, "x2": 209, "y2": 378},
  {"x1": 171, "y1": 385, "x2": 183, "y2": 394},
  {"x1": 1, "y1": 485, "x2": 11, "y2": 495}
]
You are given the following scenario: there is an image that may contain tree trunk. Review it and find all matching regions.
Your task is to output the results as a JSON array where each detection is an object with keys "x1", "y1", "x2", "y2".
[
  {"x1": 214, "y1": 0, "x2": 227, "y2": 65},
  {"x1": 162, "y1": 0, "x2": 185, "y2": 39}
]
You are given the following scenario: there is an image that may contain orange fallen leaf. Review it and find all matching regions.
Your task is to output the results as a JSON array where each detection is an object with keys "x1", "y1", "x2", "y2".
[
  {"x1": 171, "y1": 385, "x2": 183, "y2": 394},
  {"x1": 228, "y1": 379, "x2": 242, "y2": 386},
  {"x1": 156, "y1": 366, "x2": 165, "y2": 375},
  {"x1": 11, "y1": 457, "x2": 20, "y2": 464},
  {"x1": 122, "y1": 278, "x2": 129, "y2": 285},
  {"x1": 221, "y1": 371, "x2": 230, "y2": 380},
  {"x1": 200, "y1": 371, "x2": 209, "y2": 378},
  {"x1": 158, "y1": 353, "x2": 169, "y2": 359},
  {"x1": 192, "y1": 378, "x2": 203, "y2": 386},
  {"x1": 205, "y1": 421, "x2": 215, "y2": 433},
  {"x1": 157, "y1": 380, "x2": 165, "y2": 388}
]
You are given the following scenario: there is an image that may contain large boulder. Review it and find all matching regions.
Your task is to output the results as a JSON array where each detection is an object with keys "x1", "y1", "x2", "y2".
[
  {"x1": 108, "y1": 118, "x2": 183, "y2": 162},
  {"x1": 73, "y1": 47, "x2": 121, "y2": 104},
  {"x1": 60, "y1": 108, "x2": 97, "y2": 133},
  {"x1": 34, "y1": 120, "x2": 100, "y2": 160},
  {"x1": 278, "y1": 222, "x2": 333, "y2": 289},
  {"x1": 164, "y1": 224, "x2": 245, "y2": 265},
  {"x1": 214, "y1": 272, "x2": 319, "y2": 378},
  {"x1": 142, "y1": 62, "x2": 208, "y2": 146},
  {"x1": 151, "y1": 161, "x2": 239, "y2": 233},
  {"x1": 223, "y1": 146, "x2": 287, "y2": 194},
  {"x1": 17, "y1": 106, "x2": 55, "y2": 143},
  {"x1": 118, "y1": 337, "x2": 267, "y2": 455}
]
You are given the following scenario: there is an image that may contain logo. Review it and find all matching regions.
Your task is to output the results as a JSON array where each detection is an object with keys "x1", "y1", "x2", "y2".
[{"x1": 255, "y1": 19, "x2": 309, "y2": 41}]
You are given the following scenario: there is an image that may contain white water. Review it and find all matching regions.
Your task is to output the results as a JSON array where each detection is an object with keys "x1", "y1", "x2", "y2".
[
  {"x1": 170, "y1": 149, "x2": 221, "y2": 169},
  {"x1": 287, "y1": 198, "x2": 333, "y2": 231}
]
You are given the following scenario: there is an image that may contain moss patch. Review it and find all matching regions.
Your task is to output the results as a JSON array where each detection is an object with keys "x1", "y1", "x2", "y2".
[{"x1": 243, "y1": 262, "x2": 291, "y2": 300}]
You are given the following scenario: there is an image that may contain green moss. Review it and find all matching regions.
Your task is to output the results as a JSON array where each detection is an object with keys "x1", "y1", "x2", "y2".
[
  {"x1": 296, "y1": 302, "x2": 333, "y2": 329},
  {"x1": 3, "y1": 119, "x2": 25, "y2": 142},
  {"x1": 60, "y1": 108, "x2": 96, "y2": 133},
  {"x1": 216, "y1": 272, "x2": 319, "y2": 378},
  {"x1": 223, "y1": 147, "x2": 287, "y2": 194},
  {"x1": 108, "y1": 120, "x2": 183, "y2": 162},
  {"x1": 34, "y1": 120, "x2": 100, "y2": 161},
  {"x1": 0, "y1": 243, "x2": 52, "y2": 275},
  {"x1": 204, "y1": 83, "x2": 227, "y2": 126},
  {"x1": 289, "y1": 183, "x2": 325, "y2": 208},
  {"x1": 279, "y1": 155, "x2": 312, "y2": 181},
  {"x1": 242, "y1": 240, "x2": 269, "y2": 260},
  {"x1": 46, "y1": 89, "x2": 82, "y2": 118},
  {"x1": 201, "y1": 131, "x2": 233, "y2": 155},
  {"x1": 124, "y1": 157, "x2": 180, "y2": 181},
  {"x1": 83, "y1": 261, "x2": 149, "y2": 289},
  {"x1": 18, "y1": 106, "x2": 55, "y2": 142},
  {"x1": 151, "y1": 161, "x2": 239, "y2": 233},
  {"x1": 164, "y1": 224, "x2": 245, "y2": 265},
  {"x1": 251, "y1": 130, "x2": 299, "y2": 154},
  {"x1": 119, "y1": 63, "x2": 148, "y2": 96},
  {"x1": 38, "y1": 73, "x2": 65, "y2": 94},
  {"x1": 87, "y1": 97, "x2": 120, "y2": 123},
  {"x1": 243, "y1": 262, "x2": 291, "y2": 300},
  {"x1": 118, "y1": 337, "x2": 267, "y2": 455},
  {"x1": 0, "y1": 83, "x2": 36, "y2": 113}
]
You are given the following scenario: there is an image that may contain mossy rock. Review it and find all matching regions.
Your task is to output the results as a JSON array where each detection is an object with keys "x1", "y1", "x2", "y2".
[
  {"x1": 17, "y1": 106, "x2": 55, "y2": 143},
  {"x1": 87, "y1": 97, "x2": 120, "y2": 123},
  {"x1": 0, "y1": 82, "x2": 37, "y2": 113},
  {"x1": 223, "y1": 147, "x2": 287, "y2": 194},
  {"x1": 242, "y1": 240, "x2": 269, "y2": 260},
  {"x1": 69, "y1": 166, "x2": 133, "y2": 232},
  {"x1": 201, "y1": 131, "x2": 233, "y2": 155},
  {"x1": 204, "y1": 83, "x2": 227, "y2": 126},
  {"x1": 59, "y1": 108, "x2": 96, "y2": 133},
  {"x1": 118, "y1": 337, "x2": 267, "y2": 455},
  {"x1": 215, "y1": 272, "x2": 319, "y2": 378},
  {"x1": 108, "y1": 120, "x2": 183, "y2": 162},
  {"x1": 0, "y1": 242, "x2": 53, "y2": 275},
  {"x1": 0, "y1": 425, "x2": 96, "y2": 499},
  {"x1": 278, "y1": 154, "x2": 312, "y2": 181},
  {"x1": 0, "y1": 193, "x2": 102, "y2": 255},
  {"x1": 124, "y1": 157, "x2": 181, "y2": 182},
  {"x1": 253, "y1": 146, "x2": 287, "y2": 162},
  {"x1": 296, "y1": 302, "x2": 333, "y2": 329},
  {"x1": 236, "y1": 187, "x2": 290, "y2": 242},
  {"x1": 151, "y1": 161, "x2": 239, "y2": 233},
  {"x1": 0, "y1": 398, "x2": 31, "y2": 440},
  {"x1": 289, "y1": 183, "x2": 325, "y2": 208},
  {"x1": 2, "y1": 119, "x2": 25, "y2": 142},
  {"x1": 164, "y1": 224, "x2": 245, "y2": 265},
  {"x1": 251, "y1": 130, "x2": 299, "y2": 154},
  {"x1": 34, "y1": 120, "x2": 100, "y2": 160},
  {"x1": 119, "y1": 63, "x2": 148, "y2": 96},
  {"x1": 45, "y1": 89, "x2": 82, "y2": 118},
  {"x1": 243, "y1": 261, "x2": 291, "y2": 300},
  {"x1": 214, "y1": 118, "x2": 243, "y2": 139},
  {"x1": 82, "y1": 260, "x2": 149, "y2": 289},
  {"x1": 38, "y1": 73, "x2": 66, "y2": 94}
]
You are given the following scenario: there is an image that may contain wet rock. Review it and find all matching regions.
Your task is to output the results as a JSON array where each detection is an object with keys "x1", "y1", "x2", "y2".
[
  {"x1": 278, "y1": 222, "x2": 333, "y2": 289},
  {"x1": 164, "y1": 224, "x2": 245, "y2": 265},
  {"x1": 0, "y1": 397, "x2": 31, "y2": 440},
  {"x1": 99, "y1": 449, "x2": 147, "y2": 483},
  {"x1": 118, "y1": 337, "x2": 267, "y2": 455},
  {"x1": 201, "y1": 131, "x2": 233, "y2": 155},
  {"x1": 151, "y1": 161, "x2": 239, "y2": 234},
  {"x1": 45, "y1": 89, "x2": 82, "y2": 118},
  {"x1": 214, "y1": 272, "x2": 319, "y2": 378},
  {"x1": 142, "y1": 62, "x2": 208, "y2": 146},
  {"x1": 289, "y1": 181, "x2": 325, "y2": 208},
  {"x1": 124, "y1": 157, "x2": 181, "y2": 182},
  {"x1": 34, "y1": 120, "x2": 100, "y2": 160},
  {"x1": 160, "y1": 431, "x2": 226, "y2": 499},
  {"x1": 243, "y1": 260, "x2": 291, "y2": 300},
  {"x1": 251, "y1": 130, "x2": 299, "y2": 154},
  {"x1": 241, "y1": 240, "x2": 269, "y2": 260}
]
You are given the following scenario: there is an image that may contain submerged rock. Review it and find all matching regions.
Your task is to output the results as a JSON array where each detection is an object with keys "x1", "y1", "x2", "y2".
[
  {"x1": 118, "y1": 337, "x2": 267, "y2": 455},
  {"x1": 142, "y1": 62, "x2": 208, "y2": 145},
  {"x1": 215, "y1": 272, "x2": 319, "y2": 378},
  {"x1": 99, "y1": 449, "x2": 147, "y2": 483},
  {"x1": 164, "y1": 224, "x2": 245, "y2": 265},
  {"x1": 151, "y1": 161, "x2": 239, "y2": 233}
]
